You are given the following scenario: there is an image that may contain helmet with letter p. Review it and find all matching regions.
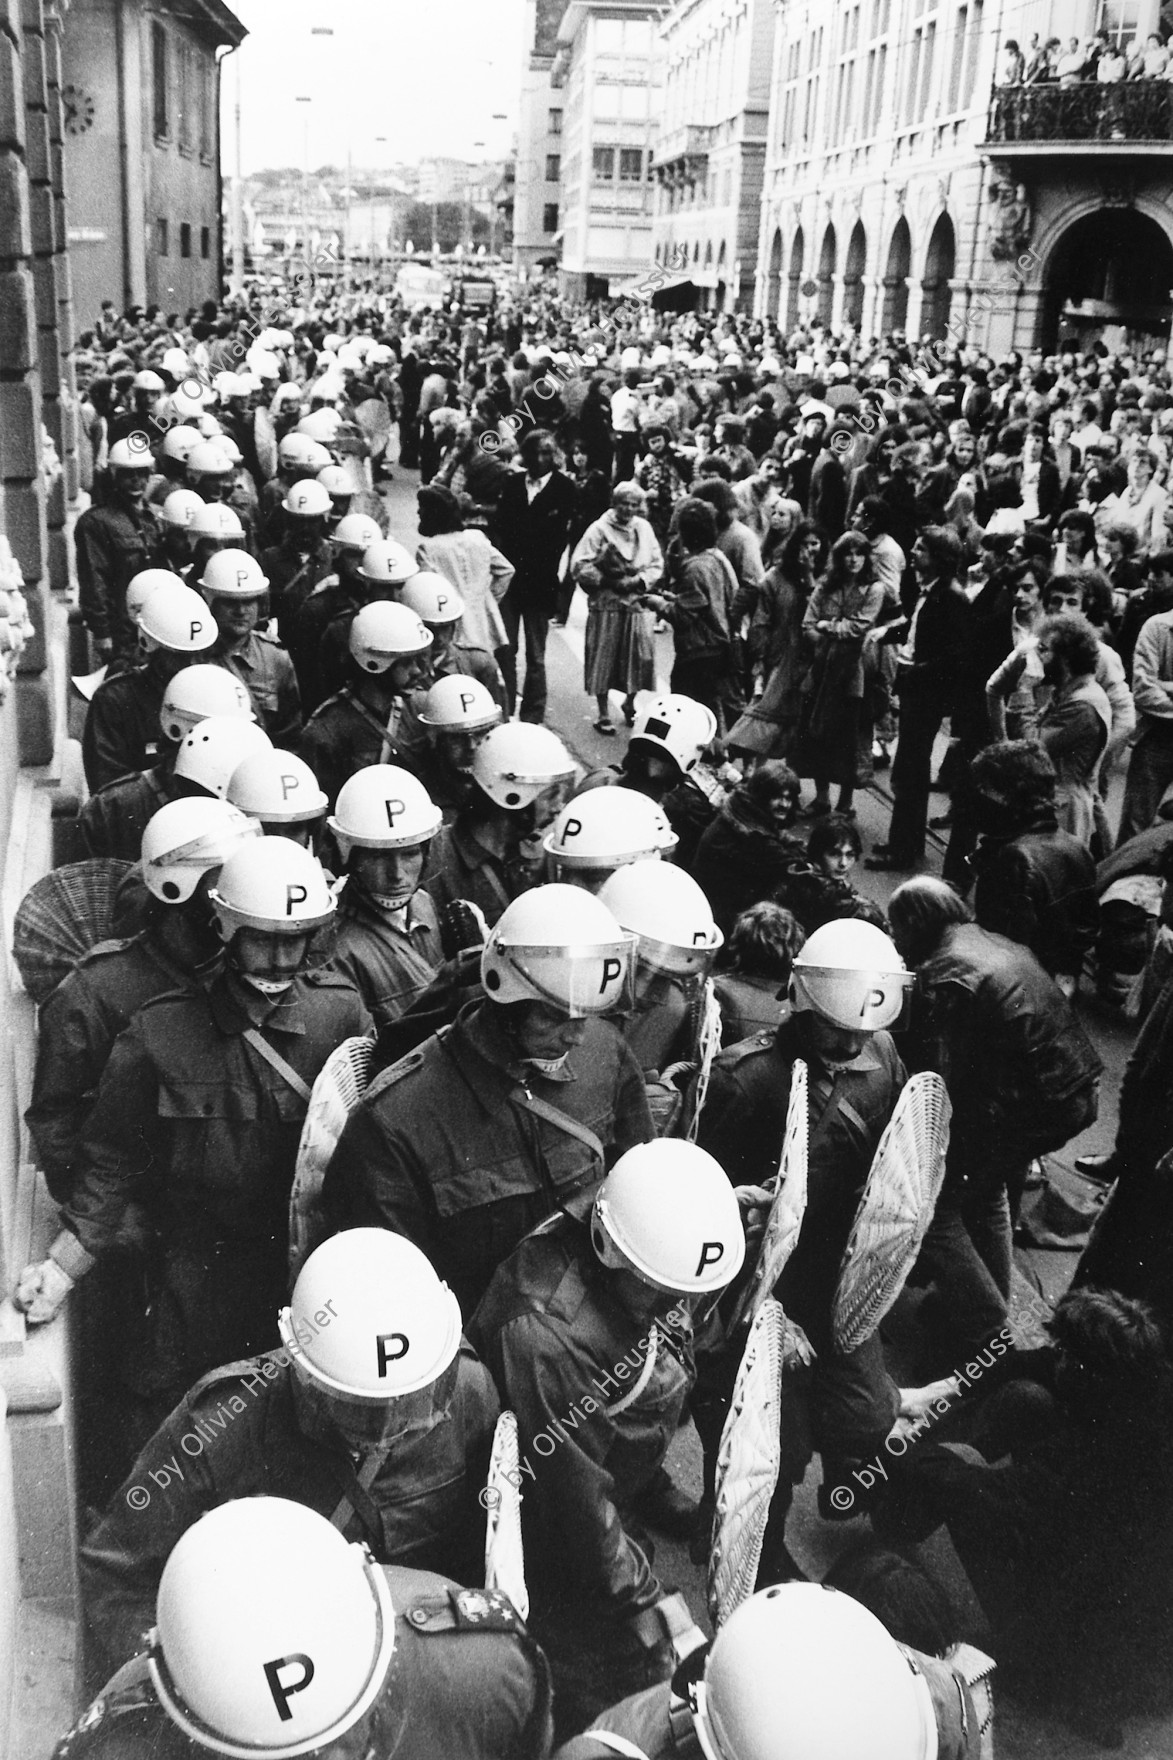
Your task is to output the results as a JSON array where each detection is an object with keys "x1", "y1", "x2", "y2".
[
  {"x1": 226, "y1": 749, "x2": 327, "y2": 844},
  {"x1": 148, "y1": 1498, "x2": 395, "y2": 1758},
  {"x1": 278, "y1": 1229, "x2": 462, "y2": 1445},
  {"x1": 789, "y1": 918, "x2": 911, "y2": 1033},
  {"x1": 208, "y1": 837, "x2": 336, "y2": 995},
  {"x1": 480, "y1": 883, "x2": 636, "y2": 1018},
  {"x1": 599, "y1": 860, "x2": 722, "y2": 981},
  {"x1": 591, "y1": 1140, "x2": 744, "y2": 1297},
  {"x1": 543, "y1": 785, "x2": 677, "y2": 893}
]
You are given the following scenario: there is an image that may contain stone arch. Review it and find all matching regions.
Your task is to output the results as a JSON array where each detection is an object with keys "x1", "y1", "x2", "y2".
[
  {"x1": 817, "y1": 223, "x2": 836, "y2": 327},
  {"x1": 785, "y1": 226, "x2": 805, "y2": 331},
  {"x1": 881, "y1": 215, "x2": 911, "y2": 334},
  {"x1": 921, "y1": 212, "x2": 956, "y2": 342},
  {"x1": 1038, "y1": 204, "x2": 1173, "y2": 352},
  {"x1": 843, "y1": 219, "x2": 867, "y2": 330}
]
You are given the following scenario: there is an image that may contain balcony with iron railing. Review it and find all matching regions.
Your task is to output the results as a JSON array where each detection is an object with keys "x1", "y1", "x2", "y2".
[
  {"x1": 984, "y1": 78, "x2": 1173, "y2": 153},
  {"x1": 650, "y1": 123, "x2": 717, "y2": 183}
]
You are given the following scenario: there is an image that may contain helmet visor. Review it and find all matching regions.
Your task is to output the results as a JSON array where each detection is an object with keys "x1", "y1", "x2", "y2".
[
  {"x1": 499, "y1": 936, "x2": 637, "y2": 1017},
  {"x1": 790, "y1": 963, "x2": 913, "y2": 1032}
]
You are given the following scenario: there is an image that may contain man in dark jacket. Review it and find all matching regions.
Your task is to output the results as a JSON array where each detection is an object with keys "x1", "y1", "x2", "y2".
[
  {"x1": 868, "y1": 527, "x2": 973, "y2": 872},
  {"x1": 888, "y1": 878, "x2": 1102, "y2": 1364},
  {"x1": 492, "y1": 428, "x2": 578, "y2": 722},
  {"x1": 968, "y1": 740, "x2": 1098, "y2": 994},
  {"x1": 79, "y1": 1229, "x2": 499, "y2": 1681}
]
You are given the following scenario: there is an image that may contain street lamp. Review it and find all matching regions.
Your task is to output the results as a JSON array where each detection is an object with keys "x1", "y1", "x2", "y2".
[{"x1": 295, "y1": 96, "x2": 311, "y2": 257}]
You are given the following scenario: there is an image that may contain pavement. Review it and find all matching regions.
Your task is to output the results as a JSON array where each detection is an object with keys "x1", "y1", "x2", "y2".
[{"x1": 379, "y1": 461, "x2": 1168, "y2": 1760}]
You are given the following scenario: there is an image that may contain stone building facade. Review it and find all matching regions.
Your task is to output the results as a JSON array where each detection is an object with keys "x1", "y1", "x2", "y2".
[
  {"x1": 755, "y1": 0, "x2": 1173, "y2": 357},
  {"x1": 650, "y1": 0, "x2": 775, "y2": 312}
]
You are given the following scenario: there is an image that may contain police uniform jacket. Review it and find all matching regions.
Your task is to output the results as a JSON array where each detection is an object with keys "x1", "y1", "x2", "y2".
[
  {"x1": 554, "y1": 1643, "x2": 986, "y2": 1759},
  {"x1": 78, "y1": 764, "x2": 176, "y2": 862},
  {"x1": 299, "y1": 686, "x2": 412, "y2": 809},
  {"x1": 215, "y1": 630, "x2": 302, "y2": 747},
  {"x1": 260, "y1": 537, "x2": 335, "y2": 643},
  {"x1": 53, "y1": 967, "x2": 370, "y2": 1400},
  {"x1": 323, "y1": 1001, "x2": 653, "y2": 1317},
  {"x1": 422, "y1": 816, "x2": 535, "y2": 928},
  {"x1": 82, "y1": 666, "x2": 168, "y2": 793},
  {"x1": 80, "y1": 1344, "x2": 500, "y2": 1678},
  {"x1": 696, "y1": 1011, "x2": 905, "y2": 1344},
  {"x1": 287, "y1": 578, "x2": 361, "y2": 713},
  {"x1": 53, "y1": 1568, "x2": 553, "y2": 1760},
  {"x1": 27, "y1": 932, "x2": 195, "y2": 1202},
  {"x1": 75, "y1": 500, "x2": 156, "y2": 655},
  {"x1": 328, "y1": 887, "x2": 442, "y2": 1028},
  {"x1": 469, "y1": 1214, "x2": 690, "y2": 1632}
]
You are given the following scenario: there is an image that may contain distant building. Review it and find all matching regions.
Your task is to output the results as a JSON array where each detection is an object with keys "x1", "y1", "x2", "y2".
[
  {"x1": 62, "y1": 0, "x2": 245, "y2": 324},
  {"x1": 514, "y1": 0, "x2": 569, "y2": 275},
  {"x1": 554, "y1": 0, "x2": 669, "y2": 298},
  {"x1": 651, "y1": 0, "x2": 775, "y2": 312},
  {"x1": 754, "y1": 0, "x2": 1173, "y2": 356}
]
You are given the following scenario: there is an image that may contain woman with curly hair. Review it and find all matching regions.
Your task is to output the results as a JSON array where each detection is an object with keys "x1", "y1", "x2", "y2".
[
  {"x1": 635, "y1": 422, "x2": 688, "y2": 547},
  {"x1": 794, "y1": 530, "x2": 886, "y2": 818}
]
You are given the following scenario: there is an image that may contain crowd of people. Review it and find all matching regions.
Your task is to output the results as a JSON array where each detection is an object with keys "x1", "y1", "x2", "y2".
[{"x1": 11, "y1": 269, "x2": 1173, "y2": 1757}]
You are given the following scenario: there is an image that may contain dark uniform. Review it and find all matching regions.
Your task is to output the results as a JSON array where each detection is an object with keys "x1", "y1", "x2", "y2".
[
  {"x1": 74, "y1": 500, "x2": 157, "y2": 661},
  {"x1": 78, "y1": 765, "x2": 176, "y2": 862},
  {"x1": 81, "y1": 666, "x2": 170, "y2": 793},
  {"x1": 328, "y1": 888, "x2": 442, "y2": 1029},
  {"x1": 287, "y1": 577, "x2": 360, "y2": 712},
  {"x1": 695, "y1": 1012, "x2": 905, "y2": 1506},
  {"x1": 214, "y1": 629, "x2": 301, "y2": 747},
  {"x1": 260, "y1": 536, "x2": 335, "y2": 643},
  {"x1": 299, "y1": 686, "x2": 413, "y2": 809},
  {"x1": 52, "y1": 967, "x2": 371, "y2": 1412},
  {"x1": 27, "y1": 932, "x2": 194, "y2": 1203},
  {"x1": 54, "y1": 1568, "x2": 553, "y2": 1760},
  {"x1": 470, "y1": 1213, "x2": 694, "y2": 1735},
  {"x1": 323, "y1": 1000, "x2": 653, "y2": 1317},
  {"x1": 555, "y1": 1644, "x2": 986, "y2": 1759},
  {"x1": 423, "y1": 815, "x2": 537, "y2": 928},
  {"x1": 80, "y1": 1342, "x2": 500, "y2": 1678}
]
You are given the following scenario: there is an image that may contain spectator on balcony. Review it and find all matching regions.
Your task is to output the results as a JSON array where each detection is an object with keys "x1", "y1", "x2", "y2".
[
  {"x1": 1057, "y1": 37, "x2": 1089, "y2": 86},
  {"x1": 1135, "y1": 32, "x2": 1168, "y2": 78},
  {"x1": 1097, "y1": 40, "x2": 1128, "y2": 82},
  {"x1": 1001, "y1": 37, "x2": 1026, "y2": 83}
]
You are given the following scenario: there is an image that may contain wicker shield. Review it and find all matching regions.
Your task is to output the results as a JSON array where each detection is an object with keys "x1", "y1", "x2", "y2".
[
  {"x1": 253, "y1": 405, "x2": 278, "y2": 484},
  {"x1": 729, "y1": 1058, "x2": 808, "y2": 1331},
  {"x1": 832, "y1": 1071, "x2": 952, "y2": 1354},
  {"x1": 708, "y1": 1297, "x2": 786, "y2": 1629},
  {"x1": 13, "y1": 858, "x2": 133, "y2": 1003},
  {"x1": 355, "y1": 397, "x2": 392, "y2": 462},
  {"x1": 484, "y1": 1410, "x2": 529, "y2": 1620},
  {"x1": 289, "y1": 1035, "x2": 374, "y2": 1278}
]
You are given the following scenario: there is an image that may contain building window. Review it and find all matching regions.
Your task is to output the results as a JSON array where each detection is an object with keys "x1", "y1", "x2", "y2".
[
  {"x1": 546, "y1": 154, "x2": 561, "y2": 182},
  {"x1": 156, "y1": 216, "x2": 169, "y2": 255},
  {"x1": 592, "y1": 146, "x2": 615, "y2": 180},
  {"x1": 961, "y1": 0, "x2": 982, "y2": 104},
  {"x1": 180, "y1": 221, "x2": 192, "y2": 258},
  {"x1": 1097, "y1": 0, "x2": 1140, "y2": 47},
  {"x1": 177, "y1": 41, "x2": 191, "y2": 151},
  {"x1": 152, "y1": 21, "x2": 169, "y2": 137},
  {"x1": 198, "y1": 60, "x2": 212, "y2": 161},
  {"x1": 618, "y1": 148, "x2": 643, "y2": 182},
  {"x1": 549, "y1": 107, "x2": 562, "y2": 135},
  {"x1": 542, "y1": 202, "x2": 559, "y2": 233},
  {"x1": 201, "y1": 225, "x2": 211, "y2": 259}
]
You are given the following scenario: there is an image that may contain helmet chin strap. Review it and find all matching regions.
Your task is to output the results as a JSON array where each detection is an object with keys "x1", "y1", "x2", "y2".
[
  {"x1": 524, "y1": 1052, "x2": 571, "y2": 1076},
  {"x1": 239, "y1": 972, "x2": 296, "y2": 997}
]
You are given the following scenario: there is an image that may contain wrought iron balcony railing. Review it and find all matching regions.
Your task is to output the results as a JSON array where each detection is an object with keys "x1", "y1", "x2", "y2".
[{"x1": 987, "y1": 78, "x2": 1173, "y2": 144}]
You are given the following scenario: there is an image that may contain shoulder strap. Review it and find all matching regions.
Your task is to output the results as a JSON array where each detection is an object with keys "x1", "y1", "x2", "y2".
[
  {"x1": 241, "y1": 1027, "x2": 313, "y2": 1102},
  {"x1": 510, "y1": 1086, "x2": 606, "y2": 1163},
  {"x1": 582, "y1": 1739, "x2": 653, "y2": 1760}
]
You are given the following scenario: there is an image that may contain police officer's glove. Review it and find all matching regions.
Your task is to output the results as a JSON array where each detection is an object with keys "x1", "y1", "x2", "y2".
[
  {"x1": 439, "y1": 897, "x2": 490, "y2": 961},
  {"x1": 13, "y1": 1258, "x2": 74, "y2": 1325},
  {"x1": 625, "y1": 1593, "x2": 707, "y2": 1666}
]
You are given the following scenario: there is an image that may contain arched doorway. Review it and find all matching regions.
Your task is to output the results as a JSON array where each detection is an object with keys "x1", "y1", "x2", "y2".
[
  {"x1": 881, "y1": 217, "x2": 911, "y2": 334},
  {"x1": 817, "y1": 225, "x2": 836, "y2": 327},
  {"x1": 843, "y1": 221, "x2": 866, "y2": 330},
  {"x1": 767, "y1": 228, "x2": 783, "y2": 320},
  {"x1": 921, "y1": 214, "x2": 956, "y2": 341},
  {"x1": 1042, "y1": 208, "x2": 1173, "y2": 351},
  {"x1": 785, "y1": 227, "x2": 804, "y2": 330}
]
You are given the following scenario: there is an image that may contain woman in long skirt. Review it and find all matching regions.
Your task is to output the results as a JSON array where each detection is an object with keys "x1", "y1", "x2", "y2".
[
  {"x1": 793, "y1": 531, "x2": 886, "y2": 817},
  {"x1": 570, "y1": 482, "x2": 664, "y2": 734}
]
